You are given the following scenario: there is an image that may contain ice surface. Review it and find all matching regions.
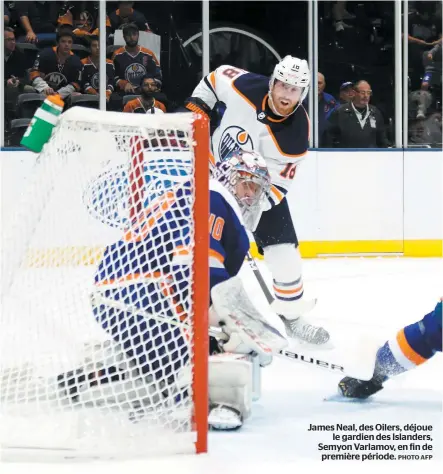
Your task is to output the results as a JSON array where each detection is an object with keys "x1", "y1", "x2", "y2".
[{"x1": 1, "y1": 257, "x2": 442, "y2": 473}]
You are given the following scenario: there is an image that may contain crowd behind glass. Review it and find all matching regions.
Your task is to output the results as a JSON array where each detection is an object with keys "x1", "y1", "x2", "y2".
[{"x1": 3, "y1": 1, "x2": 442, "y2": 148}]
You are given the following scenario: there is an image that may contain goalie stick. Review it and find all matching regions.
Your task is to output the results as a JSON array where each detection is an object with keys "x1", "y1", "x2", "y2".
[
  {"x1": 93, "y1": 275, "x2": 347, "y2": 376},
  {"x1": 245, "y1": 252, "x2": 347, "y2": 375}
]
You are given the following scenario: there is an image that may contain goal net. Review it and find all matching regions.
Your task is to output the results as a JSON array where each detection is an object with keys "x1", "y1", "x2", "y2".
[{"x1": 0, "y1": 107, "x2": 209, "y2": 461}]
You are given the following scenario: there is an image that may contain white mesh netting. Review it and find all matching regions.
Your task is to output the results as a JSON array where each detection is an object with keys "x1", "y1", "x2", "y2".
[{"x1": 0, "y1": 108, "x2": 204, "y2": 460}]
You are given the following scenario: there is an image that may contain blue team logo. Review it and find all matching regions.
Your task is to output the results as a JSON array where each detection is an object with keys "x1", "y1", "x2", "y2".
[
  {"x1": 218, "y1": 126, "x2": 254, "y2": 161},
  {"x1": 84, "y1": 155, "x2": 193, "y2": 232},
  {"x1": 142, "y1": 157, "x2": 193, "y2": 207},
  {"x1": 83, "y1": 164, "x2": 128, "y2": 229},
  {"x1": 125, "y1": 63, "x2": 147, "y2": 86}
]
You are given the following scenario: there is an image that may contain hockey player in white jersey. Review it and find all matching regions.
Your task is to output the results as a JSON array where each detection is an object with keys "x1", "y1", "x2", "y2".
[{"x1": 184, "y1": 56, "x2": 330, "y2": 345}]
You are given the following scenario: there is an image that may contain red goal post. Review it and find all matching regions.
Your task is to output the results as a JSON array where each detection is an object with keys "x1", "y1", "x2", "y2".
[{"x1": 0, "y1": 107, "x2": 210, "y2": 460}]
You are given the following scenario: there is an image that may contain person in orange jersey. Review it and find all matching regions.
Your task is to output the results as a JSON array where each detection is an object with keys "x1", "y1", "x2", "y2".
[{"x1": 123, "y1": 77, "x2": 165, "y2": 114}]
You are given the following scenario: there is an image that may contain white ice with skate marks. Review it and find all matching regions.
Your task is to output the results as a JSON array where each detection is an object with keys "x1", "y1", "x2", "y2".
[
  {"x1": 229, "y1": 257, "x2": 442, "y2": 464},
  {"x1": 204, "y1": 257, "x2": 442, "y2": 470},
  {"x1": 1, "y1": 258, "x2": 442, "y2": 473}
]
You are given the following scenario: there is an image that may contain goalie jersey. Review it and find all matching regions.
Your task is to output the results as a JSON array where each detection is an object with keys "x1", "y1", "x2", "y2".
[
  {"x1": 189, "y1": 65, "x2": 310, "y2": 207},
  {"x1": 94, "y1": 178, "x2": 249, "y2": 304}
]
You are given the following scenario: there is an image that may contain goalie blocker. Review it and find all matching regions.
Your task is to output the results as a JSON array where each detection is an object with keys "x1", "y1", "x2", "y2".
[{"x1": 58, "y1": 148, "x2": 286, "y2": 432}]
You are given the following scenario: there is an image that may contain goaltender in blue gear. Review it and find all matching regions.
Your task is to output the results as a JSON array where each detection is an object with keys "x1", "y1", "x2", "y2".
[{"x1": 58, "y1": 147, "x2": 287, "y2": 431}]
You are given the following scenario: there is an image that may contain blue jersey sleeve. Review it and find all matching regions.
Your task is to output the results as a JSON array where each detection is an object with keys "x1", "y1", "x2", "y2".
[
  {"x1": 208, "y1": 184, "x2": 250, "y2": 298},
  {"x1": 95, "y1": 185, "x2": 191, "y2": 286},
  {"x1": 95, "y1": 179, "x2": 250, "y2": 311}
]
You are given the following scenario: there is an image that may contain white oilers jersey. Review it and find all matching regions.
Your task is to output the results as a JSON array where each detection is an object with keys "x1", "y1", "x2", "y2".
[{"x1": 191, "y1": 65, "x2": 310, "y2": 206}]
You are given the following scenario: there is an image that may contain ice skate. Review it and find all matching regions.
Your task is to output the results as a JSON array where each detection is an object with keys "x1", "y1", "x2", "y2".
[
  {"x1": 279, "y1": 314, "x2": 330, "y2": 346},
  {"x1": 338, "y1": 373, "x2": 386, "y2": 399},
  {"x1": 271, "y1": 293, "x2": 329, "y2": 346},
  {"x1": 208, "y1": 404, "x2": 243, "y2": 430}
]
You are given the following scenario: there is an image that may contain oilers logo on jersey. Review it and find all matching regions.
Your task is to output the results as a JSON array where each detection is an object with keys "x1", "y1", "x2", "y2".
[
  {"x1": 91, "y1": 72, "x2": 99, "y2": 90},
  {"x1": 91, "y1": 72, "x2": 110, "y2": 91},
  {"x1": 125, "y1": 63, "x2": 147, "y2": 86},
  {"x1": 219, "y1": 126, "x2": 254, "y2": 161}
]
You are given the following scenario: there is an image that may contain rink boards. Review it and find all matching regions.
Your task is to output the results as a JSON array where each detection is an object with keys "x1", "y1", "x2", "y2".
[{"x1": 1, "y1": 148, "x2": 442, "y2": 260}]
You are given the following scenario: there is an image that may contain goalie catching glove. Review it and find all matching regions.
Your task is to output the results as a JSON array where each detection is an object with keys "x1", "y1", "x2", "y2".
[{"x1": 210, "y1": 275, "x2": 288, "y2": 366}]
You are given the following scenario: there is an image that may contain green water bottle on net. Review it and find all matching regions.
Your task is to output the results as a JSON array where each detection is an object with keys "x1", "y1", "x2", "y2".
[{"x1": 21, "y1": 95, "x2": 65, "y2": 152}]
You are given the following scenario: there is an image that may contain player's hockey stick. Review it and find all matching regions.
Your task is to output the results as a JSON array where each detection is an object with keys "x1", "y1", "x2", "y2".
[
  {"x1": 94, "y1": 278, "x2": 347, "y2": 376},
  {"x1": 92, "y1": 292, "x2": 194, "y2": 335},
  {"x1": 245, "y1": 252, "x2": 273, "y2": 304},
  {"x1": 245, "y1": 252, "x2": 346, "y2": 375},
  {"x1": 94, "y1": 292, "x2": 277, "y2": 361},
  {"x1": 93, "y1": 292, "x2": 266, "y2": 350}
]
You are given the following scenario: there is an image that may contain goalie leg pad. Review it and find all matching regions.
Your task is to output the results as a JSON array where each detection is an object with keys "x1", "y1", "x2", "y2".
[
  {"x1": 208, "y1": 352, "x2": 253, "y2": 422},
  {"x1": 264, "y1": 244, "x2": 316, "y2": 319},
  {"x1": 211, "y1": 276, "x2": 288, "y2": 365},
  {"x1": 57, "y1": 340, "x2": 173, "y2": 407}
]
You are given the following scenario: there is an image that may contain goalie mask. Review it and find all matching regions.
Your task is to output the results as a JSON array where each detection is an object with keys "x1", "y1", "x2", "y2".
[
  {"x1": 268, "y1": 55, "x2": 310, "y2": 117},
  {"x1": 213, "y1": 150, "x2": 271, "y2": 231}
]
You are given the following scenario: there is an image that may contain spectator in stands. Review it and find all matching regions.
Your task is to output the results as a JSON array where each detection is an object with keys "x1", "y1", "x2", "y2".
[
  {"x1": 416, "y1": 37, "x2": 442, "y2": 119},
  {"x1": 56, "y1": 1, "x2": 76, "y2": 27},
  {"x1": 338, "y1": 81, "x2": 354, "y2": 104},
  {"x1": 408, "y1": 112, "x2": 442, "y2": 147},
  {"x1": 123, "y1": 77, "x2": 166, "y2": 114},
  {"x1": 58, "y1": 3, "x2": 112, "y2": 44},
  {"x1": 16, "y1": 1, "x2": 61, "y2": 44},
  {"x1": 109, "y1": 1, "x2": 151, "y2": 33},
  {"x1": 333, "y1": 1, "x2": 355, "y2": 32},
  {"x1": 4, "y1": 28, "x2": 26, "y2": 86},
  {"x1": 30, "y1": 27, "x2": 82, "y2": 100},
  {"x1": 4, "y1": 2, "x2": 10, "y2": 25},
  {"x1": 113, "y1": 23, "x2": 161, "y2": 98},
  {"x1": 406, "y1": 2, "x2": 442, "y2": 89},
  {"x1": 318, "y1": 72, "x2": 338, "y2": 144},
  {"x1": 4, "y1": 27, "x2": 33, "y2": 122},
  {"x1": 73, "y1": 9, "x2": 96, "y2": 36},
  {"x1": 323, "y1": 80, "x2": 388, "y2": 148},
  {"x1": 80, "y1": 36, "x2": 115, "y2": 103},
  {"x1": 74, "y1": 12, "x2": 111, "y2": 41}
]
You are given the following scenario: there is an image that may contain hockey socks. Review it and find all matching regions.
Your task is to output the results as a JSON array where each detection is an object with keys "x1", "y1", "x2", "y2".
[{"x1": 338, "y1": 300, "x2": 442, "y2": 399}]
